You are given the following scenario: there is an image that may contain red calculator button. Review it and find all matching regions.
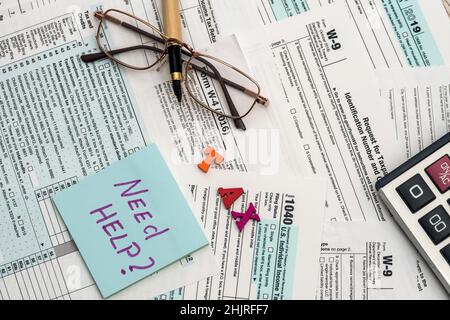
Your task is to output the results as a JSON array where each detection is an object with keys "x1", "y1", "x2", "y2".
[{"x1": 426, "y1": 155, "x2": 450, "y2": 193}]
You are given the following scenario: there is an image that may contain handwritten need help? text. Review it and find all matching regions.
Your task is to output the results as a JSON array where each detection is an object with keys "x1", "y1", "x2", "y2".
[{"x1": 89, "y1": 179, "x2": 170, "y2": 276}]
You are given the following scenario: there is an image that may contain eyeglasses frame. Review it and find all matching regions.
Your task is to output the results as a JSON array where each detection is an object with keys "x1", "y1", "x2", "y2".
[{"x1": 82, "y1": 8, "x2": 267, "y2": 124}]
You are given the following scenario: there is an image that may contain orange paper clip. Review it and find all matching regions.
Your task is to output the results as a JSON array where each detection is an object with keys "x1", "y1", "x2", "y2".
[{"x1": 198, "y1": 146, "x2": 224, "y2": 173}]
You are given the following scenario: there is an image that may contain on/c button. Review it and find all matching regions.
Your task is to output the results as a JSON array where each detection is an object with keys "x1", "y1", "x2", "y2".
[
  {"x1": 426, "y1": 155, "x2": 450, "y2": 193},
  {"x1": 396, "y1": 174, "x2": 436, "y2": 213}
]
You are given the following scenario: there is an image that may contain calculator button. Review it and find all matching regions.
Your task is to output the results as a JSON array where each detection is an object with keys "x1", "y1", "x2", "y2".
[
  {"x1": 425, "y1": 155, "x2": 450, "y2": 193},
  {"x1": 441, "y1": 244, "x2": 450, "y2": 265},
  {"x1": 396, "y1": 174, "x2": 436, "y2": 213},
  {"x1": 419, "y1": 206, "x2": 450, "y2": 245}
]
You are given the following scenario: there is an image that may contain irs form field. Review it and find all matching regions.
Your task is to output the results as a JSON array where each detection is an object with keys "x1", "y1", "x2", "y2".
[{"x1": 0, "y1": 0, "x2": 273, "y2": 300}]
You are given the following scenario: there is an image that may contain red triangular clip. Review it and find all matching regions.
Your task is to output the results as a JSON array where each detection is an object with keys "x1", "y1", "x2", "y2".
[{"x1": 218, "y1": 187, "x2": 244, "y2": 209}]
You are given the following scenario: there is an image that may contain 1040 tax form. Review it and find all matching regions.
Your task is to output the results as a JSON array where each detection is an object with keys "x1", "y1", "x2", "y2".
[{"x1": 240, "y1": 2, "x2": 396, "y2": 222}]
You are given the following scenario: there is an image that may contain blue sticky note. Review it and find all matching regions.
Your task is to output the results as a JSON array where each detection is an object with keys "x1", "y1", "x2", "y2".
[{"x1": 53, "y1": 144, "x2": 208, "y2": 298}]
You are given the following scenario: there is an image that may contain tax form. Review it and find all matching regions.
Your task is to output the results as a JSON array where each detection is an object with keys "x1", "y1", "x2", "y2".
[
  {"x1": 0, "y1": 14, "x2": 220, "y2": 302},
  {"x1": 445, "y1": 0, "x2": 450, "y2": 17},
  {"x1": 253, "y1": 0, "x2": 450, "y2": 68},
  {"x1": 0, "y1": 0, "x2": 260, "y2": 49},
  {"x1": 0, "y1": 0, "x2": 274, "y2": 299},
  {"x1": 0, "y1": 0, "x2": 57, "y2": 21},
  {"x1": 153, "y1": 171, "x2": 326, "y2": 300},
  {"x1": 146, "y1": 38, "x2": 287, "y2": 177},
  {"x1": 319, "y1": 222, "x2": 448, "y2": 299},
  {"x1": 0, "y1": 1, "x2": 290, "y2": 299},
  {"x1": 240, "y1": 2, "x2": 397, "y2": 222},
  {"x1": 239, "y1": 2, "x2": 450, "y2": 298},
  {"x1": 16, "y1": 0, "x2": 284, "y2": 176},
  {"x1": 375, "y1": 67, "x2": 450, "y2": 165}
]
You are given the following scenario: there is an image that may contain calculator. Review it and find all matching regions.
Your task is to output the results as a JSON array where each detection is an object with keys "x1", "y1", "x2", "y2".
[{"x1": 376, "y1": 133, "x2": 450, "y2": 295}]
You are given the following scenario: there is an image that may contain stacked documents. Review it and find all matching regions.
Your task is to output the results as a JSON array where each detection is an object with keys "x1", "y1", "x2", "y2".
[{"x1": 0, "y1": 0, "x2": 449, "y2": 300}]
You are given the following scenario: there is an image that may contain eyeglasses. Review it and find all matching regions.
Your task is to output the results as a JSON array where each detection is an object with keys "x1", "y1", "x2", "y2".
[{"x1": 80, "y1": 9, "x2": 268, "y2": 130}]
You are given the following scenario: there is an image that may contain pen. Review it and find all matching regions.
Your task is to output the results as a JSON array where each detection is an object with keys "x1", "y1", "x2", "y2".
[{"x1": 163, "y1": 0, "x2": 183, "y2": 102}]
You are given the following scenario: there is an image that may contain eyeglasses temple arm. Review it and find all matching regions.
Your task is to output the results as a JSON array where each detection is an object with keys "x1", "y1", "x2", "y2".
[
  {"x1": 188, "y1": 55, "x2": 246, "y2": 129},
  {"x1": 81, "y1": 46, "x2": 163, "y2": 62}
]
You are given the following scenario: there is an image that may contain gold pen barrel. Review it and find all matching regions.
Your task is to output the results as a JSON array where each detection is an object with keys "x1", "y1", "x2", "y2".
[{"x1": 162, "y1": 0, "x2": 182, "y2": 41}]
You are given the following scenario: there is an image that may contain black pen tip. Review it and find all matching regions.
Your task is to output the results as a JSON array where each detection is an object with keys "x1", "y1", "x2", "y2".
[{"x1": 173, "y1": 80, "x2": 182, "y2": 103}]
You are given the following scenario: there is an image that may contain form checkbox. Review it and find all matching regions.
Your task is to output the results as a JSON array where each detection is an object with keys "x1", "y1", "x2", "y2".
[
  {"x1": 402, "y1": 32, "x2": 409, "y2": 38},
  {"x1": 319, "y1": 257, "x2": 325, "y2": 263},
  {"x1": 50, "y1": 235, "x2": 58, "y2": 246},
  {"x1": 28, "y1": 166, "x2": 33, "y2": 172},
  {"x1": 94, "y1": 165, "x2": 100, "y2": 171},
  {"x1": 290, "y1": 108, "x2": 297, "y2": 115},
  {"x1": 270, "y1": 224, "x2": 276, "y2": 230},
  {"x1": 263, "y1": 293, "x2": 269, "y2": 299},
  {"x1": 268, "y1": 247, "x2": 274, "y2": 253},
  {"x1": 20, "y1": 142, "x2": 25, "y2": 148},
  {"x1": 9, "y1": 192, "x2": 15, "y2": 198},
  {"x1": 63, "y1": 231, "x2": 71, "y2": 242},
  {"x1": 329, "y1": 257, "x2": 334, "y2": 263},
  {"x1": 18, "y1": 220, "x2": 24, "y2": 226},
  {"x1": 99, "y1": 65, "x2": 104, "y2": 70},
  {"x1": 13, "y1": 122, "x2": 18, "y2": 127},
  {"x1": 81, "y1": 127, "x2": 87, "y2": 134},
  {"x1": 160, "y1": 295, "x2": 167, "y2": 300},
  {"x1": 105, "y1": 63, "x2": 110, "y2": 69}
]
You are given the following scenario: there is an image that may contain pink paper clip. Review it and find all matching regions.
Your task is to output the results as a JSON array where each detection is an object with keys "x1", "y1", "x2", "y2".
[{"x1": 231, "y1": 203, "x2": 260, "y2": 232}]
